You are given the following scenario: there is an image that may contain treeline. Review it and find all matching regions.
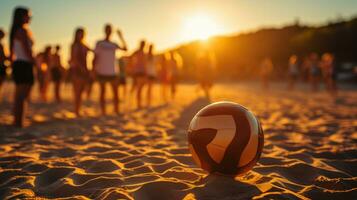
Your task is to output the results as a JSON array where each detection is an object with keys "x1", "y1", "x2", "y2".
[{"x1": 169, "y1": 17, "x2": 357, "y2": 80}]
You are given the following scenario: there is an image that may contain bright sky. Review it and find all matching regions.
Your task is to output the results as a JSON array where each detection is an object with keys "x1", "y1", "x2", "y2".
[{"x1": 0, "y1": 0, "x2": 356, "y2": 65}]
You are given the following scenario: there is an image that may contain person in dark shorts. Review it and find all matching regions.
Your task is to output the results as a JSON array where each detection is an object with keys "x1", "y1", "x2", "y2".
[
  {"x1": 93, "y1": 24, "x2": 127, "y2": 115},
  {"x1": 9, "y1": 7, "x2": 35, "y2": 127},
  {"x1": 50, "y1": 45, "x2": 64, "y2": 102},
  {"x1": 0, "y1": 29, "x2": 8, "y2": 99}
]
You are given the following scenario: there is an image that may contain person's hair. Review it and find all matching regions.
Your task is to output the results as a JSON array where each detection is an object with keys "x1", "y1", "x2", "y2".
[
  {"x1": 55, "y1": 45, "x2": 60, "y2": 50},
  {"x1": 139, "y1": 40, "x2": 146, "y2": 50},
  {"x1": 0, "y1": 29, "x2": 4, "y2": 39},
  {"x1": 73, "y1": 27, "x2": 84, "y2": 44},
  {"x1": 10, "y1": 7, "x2": 30, "y2": 53}
]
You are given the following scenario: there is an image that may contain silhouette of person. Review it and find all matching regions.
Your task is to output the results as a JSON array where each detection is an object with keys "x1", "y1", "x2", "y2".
[
  {"x1": 287, "y1": 55, "x2": 299, "y2": 90},
  {"x1": 308, "y1": 53, "x2": 321, "y2": 92},
  {"x1": 321, "y1": 53, "x2": 338, "y2": 96},
  {"x1": 50, "y1": 45, "x2": 65, "y2": 102},
  {"x1": 36, "y1": 46, "x2": 51, "y2": 102},
  {"x1": 159, "y1": 54, "x2": 169, "y2": 103},
  {"x1": 0, "y1": 29, "x2": 8, "y2": 99},
  {"x1": 131, "y1": 40, "x2": 147, "y2": 109},
  {"x1": 118, "y1": 56, "x2": 129, "y2": 101},
  {"x1": 196, "y1": 48, "x2": 216, "y2": 100},
  {"x1": 167, "y1": 51, "x2": 182, "y2": 100},
  {"x1": 93, "y1": 24, "x2": 127, "y2": 115},
  {"x1": 9, "y1": 7, "x2": 34, "y2": 127},
  {"x1": 146, "y1": 44, "x2": 157, "y2": 106},
  {"x1": 69, "y1": 27, "x2": 91, "y2": 117},
  {"x1": 260, "y1": 57, "x2": 274, "y2": 90}
]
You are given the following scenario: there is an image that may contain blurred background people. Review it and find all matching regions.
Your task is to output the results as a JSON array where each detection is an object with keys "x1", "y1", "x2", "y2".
[
  {"x1": 118, "y1": 55, "x2": 129, "y2": 101},
  {"x1": 131, "y1": 40, "x2": 147, "y2": 109},
  {"x1": 260, "y1": 57, "x2": 274, "y2": 90},
  {"x1": 308, "y1": 53, "x2": 321, "y2": 92},
  {"x1": 69, "y1": 27, "x2": 91, "y2": 117},
  {"x1": 196, "y1": 48, "x2": 216, "y2": 100},
  {"x1": 146, "y1": 44, "x2": 157, "y2": 107},
  {"x1": 0, "y1": 29, "x2": 8, "y2": 100},
  {"x1": 287, "y1": 55, "x2": 299, "y2": 90},
  {"x1": 36, "y1": 46, "x2": 51, "y2": 102},
  {"x1": 50, "y1": 45, "x2": 64, "y2": 102},
  {"x1": 9, "y1": 7, "x2": 34, "y2": 127},
  {"x1": 93, "y1": 24, "x2": 127, "y2": 115},
  {"x1": 321, "y1": 53, "x2": 338, "y2": 95},
  {"x1": 159, "y1": 54, "x2": 169, "y2": 103},
  {"x1": 167, "y1": 51, "x2": 182, "y2": 100}
]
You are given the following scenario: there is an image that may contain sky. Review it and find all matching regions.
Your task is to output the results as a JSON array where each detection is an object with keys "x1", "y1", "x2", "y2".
[{"x1": 0, "y1": 0, "x2": 356, "y2": 65}]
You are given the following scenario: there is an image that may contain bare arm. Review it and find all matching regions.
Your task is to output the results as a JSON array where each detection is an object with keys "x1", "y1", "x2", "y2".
[{"x1": 116, "y1": 30, "x2": 128, "y2": 51}]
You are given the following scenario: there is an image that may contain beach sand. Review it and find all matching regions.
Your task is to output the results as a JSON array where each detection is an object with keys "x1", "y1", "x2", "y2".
[{"x1": 0, "y1": 82, "x2": 356, "y2": 199}]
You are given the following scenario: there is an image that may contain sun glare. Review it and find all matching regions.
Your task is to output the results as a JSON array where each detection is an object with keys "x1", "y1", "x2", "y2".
[{"x1": 182, "y1": 13, "x2": 220, "y2": 42}]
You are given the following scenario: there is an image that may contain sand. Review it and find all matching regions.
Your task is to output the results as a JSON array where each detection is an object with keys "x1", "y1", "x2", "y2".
[{"x1": 0, "y1": 82, "x2": 356, "y2": 199}]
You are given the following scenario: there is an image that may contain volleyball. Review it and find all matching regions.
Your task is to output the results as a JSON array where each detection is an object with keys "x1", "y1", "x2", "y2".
[{"x1": 188, "y1": 101, "x2": 264, "y2": 176}]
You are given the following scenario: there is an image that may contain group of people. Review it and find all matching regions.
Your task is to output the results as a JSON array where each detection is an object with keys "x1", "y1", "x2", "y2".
[
  {"x1": 0, "y1": 6, "x2": 340, "y2": 128},
  {"x1": 260, "y1": 53, "x2": 338, "y2": 95},
  {"x1": 0, "y1": 6, "x2": 187, "y2": 127}
]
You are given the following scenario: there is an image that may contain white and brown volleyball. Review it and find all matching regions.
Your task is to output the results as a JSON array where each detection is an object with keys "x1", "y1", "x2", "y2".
[{"x1": 188, "y1": 101, "x2": 264, "y2": 176}]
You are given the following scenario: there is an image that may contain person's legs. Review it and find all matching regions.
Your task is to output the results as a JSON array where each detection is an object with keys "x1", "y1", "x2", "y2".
[
  {"x1": 99, "y1": 81, "x2": 107, "y2": 115},
  {"x1": 54, "y1": 81, "x2": 61, "y2": 102},
  {"x1": 147, "y1": 79, "x2": 153, "y2": 106},
  {"x1": 136, "y1": 77, "x2": 145, "y2": 109},
  {"x1": 13, "y1": 84, "x2": 32, "y2": 127},
  {"x1": 73, "y1": 79, "x2": 85, "y2": 116},
  {"x1": 110, "y1": 80, "x2": 119, "y2": 114}
]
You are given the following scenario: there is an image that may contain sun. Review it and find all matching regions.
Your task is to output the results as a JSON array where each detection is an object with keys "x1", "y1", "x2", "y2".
[{"x1": 182, "y1": 13, "x2": 220, "y2": 42}]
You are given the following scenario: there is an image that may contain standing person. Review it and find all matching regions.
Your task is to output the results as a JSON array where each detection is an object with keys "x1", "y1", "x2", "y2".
[
  {"x1": 9, "y1": 7, "x2": 35, "y2": 127},
  {"x1": 131, "y1": 40, "x2": 147, "y2": 109},
  {"x1": 36, "y1": 46, "x2": 51, "y2": 102},
  {"x1": 146, "y1": 44, "x2": 157, "y2": 106},
  {"x1": 93, "y1": 24, "x2": 127, "y2": 115},
  {"x1": 308, "y1": 53, "x2": 321, "y2": 92},
  {"x1": 168, "y1": 51, "x2": 182, "y2": 100},
  {"x1": 260, "y1": 57, "x2": 274, "y2": 90},
  {"x1": 69, "y1": 27, "x2": 91, "y2": 117},
  {"x1": 50, "y1": 45, "x2": 64, "y2": 102},
  {"x1": 0, "y1": 29, "x2": 8, "y2": 99},
  {"x1": 196, "y1": 49, "x2": 216, "y2": 100},
  {"x1": 321, "y1": 53, "x2": 338, "y2": 95},
  {"x1": 159, "y1": 54, "x2": 169, "y2": 103},
  {"x1": 118, "y1": 56, "x2": 129, "y2": 101},
  {"x1": 287, "y1": 55, "x2": 299, "y2": 90}
]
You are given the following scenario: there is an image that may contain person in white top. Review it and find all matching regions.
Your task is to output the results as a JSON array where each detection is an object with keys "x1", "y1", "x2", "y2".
[
  {"x1": 9, "y1": 7, "x2": 35, "y2": 127},
  {"x1": 93, "y1": 24, "x2": 127, "y2": 115}
]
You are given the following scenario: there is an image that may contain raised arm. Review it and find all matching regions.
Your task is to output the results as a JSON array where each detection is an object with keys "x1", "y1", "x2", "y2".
[{"x1": 116, "y1": 30, "x2": 128, "y2": 51}]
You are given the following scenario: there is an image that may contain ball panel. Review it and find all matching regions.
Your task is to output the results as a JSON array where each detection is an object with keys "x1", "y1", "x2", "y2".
[
  {"x1": 206, "y1": 128, "x2": 236, "y2": 163},
  {"x1": 238, "y1": 111, "x2": 259, "y2": 167},
  {"x1": 189, "y1": 144, "x2": 201, "y2": 167},
  {"x1": 189, "y1": 115, "x2": 236, "y2": 130}
]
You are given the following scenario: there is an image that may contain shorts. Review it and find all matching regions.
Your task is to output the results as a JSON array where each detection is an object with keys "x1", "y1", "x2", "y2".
[
  {"x1": 147, "y1": 75, "x2": 156, "y2": 80},
  {"x1": 0, "y1": 64, "x2": 6, "y2": 77},
  {"x1": 12, "y1": 60, "x2": 34, "y2": 85},
  {"x1": 51, "y1": 67, "x2": 62, "y2": 82},
  {"x1": 97, "y1": 74, "x2": 117, "y2": 82},
  {"x1": 119, "y1": 76, "x2": 126, "y2": 85},
  {"x1": 133, "y1": 72, "x2": 146, "y2": 78}
]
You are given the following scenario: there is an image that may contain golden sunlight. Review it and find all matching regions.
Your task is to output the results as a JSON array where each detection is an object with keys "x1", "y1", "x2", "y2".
[{"x1": 182, "y1": 13, "x2": 220, "y2": 42}]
